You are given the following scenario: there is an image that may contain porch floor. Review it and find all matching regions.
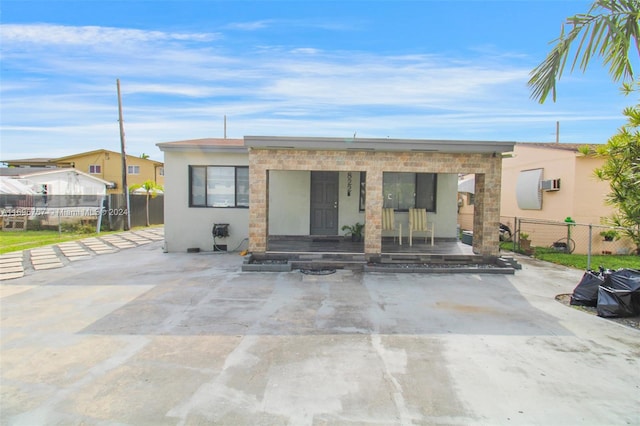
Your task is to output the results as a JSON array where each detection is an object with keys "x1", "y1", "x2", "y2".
[{"x1": 267, "y1": 236, "x2": 474, "y2": 255}]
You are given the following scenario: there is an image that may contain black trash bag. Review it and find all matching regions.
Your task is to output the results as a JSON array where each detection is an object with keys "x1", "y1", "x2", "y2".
[
  {"x1": 604, "y1": 268, "x2": 640, "y2": 291},
  {"x1": 602, "y1": 268, "x2": 640, "y2": 315},
  {"x1": 570, "y1": 271, "x2": 605, "y2": 307},
  {"x1": 596, "y1": 269, "x2": 640, "y2": 317},
  {"x1": 597, "y1": 286, "x2": 636, "y2": 318}
]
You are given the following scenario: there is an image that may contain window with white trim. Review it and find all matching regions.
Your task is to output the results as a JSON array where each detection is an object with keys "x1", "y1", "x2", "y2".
[
  {"x1": 127, "y1": 165, "x2": 140, "y2": 175},
  {"x1": 89, "y1": 164, "x2": 101, "y2": 174},
  {"x1": 189, "y1": 166, "x2": 249, "y2": 208}
]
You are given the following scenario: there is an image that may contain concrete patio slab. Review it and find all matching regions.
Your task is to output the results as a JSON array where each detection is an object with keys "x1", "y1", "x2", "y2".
[{"x1": 1, "y1": 238, "x2": 638, "y2": 425}]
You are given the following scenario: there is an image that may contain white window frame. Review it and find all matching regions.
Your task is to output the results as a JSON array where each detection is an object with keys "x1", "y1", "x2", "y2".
[{"x1": 189, "y1": 165, "x2": 249, "y2": 208}]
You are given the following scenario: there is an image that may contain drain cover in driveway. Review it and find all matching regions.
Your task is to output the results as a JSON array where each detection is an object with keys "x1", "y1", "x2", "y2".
[{"x1": 300, "y1": 268, "x2": 336, "y2": 275}]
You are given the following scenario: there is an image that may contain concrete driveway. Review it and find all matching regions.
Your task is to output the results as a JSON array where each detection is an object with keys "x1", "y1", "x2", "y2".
[{"x1": 1, "y1": 238, "x2": 639, "y2": 425}]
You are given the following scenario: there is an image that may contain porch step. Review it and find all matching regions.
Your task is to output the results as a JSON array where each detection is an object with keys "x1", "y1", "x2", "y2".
[
  {"x1": 294, "y1": 253, "x2": 366, "y2": 262},
  {"x1": 244, "y1": 253, "x2": 516, "y2": 274},
  {"x1": 375, "y1": 254, "x2": 488, "y2": 264},
  {"x1": 290, "y1": 253, "x2": 367, "y2": 271},
  {"x1": 497, "y1": 255, "x2": 522, "y2": 270},
  {"x1": 365, "y1": 254, "x2": 515, "y2": 274},
  {"x1": 291, "y1": 259, "x2": 367, "y2": 271}
]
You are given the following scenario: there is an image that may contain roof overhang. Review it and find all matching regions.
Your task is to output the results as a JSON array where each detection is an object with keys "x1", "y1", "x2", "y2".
[
  {"x1": 244, "y1": 136, "x2": 515, "y2": 154},
  {"x1": 157, "y1": 136, "x2": 516, "y2": 155},
  {"x1": 157, "y1": 138, "x2": 246, "y2": 153}
]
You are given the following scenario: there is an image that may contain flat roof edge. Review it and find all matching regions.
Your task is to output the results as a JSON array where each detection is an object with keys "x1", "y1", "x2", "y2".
[
  {"x1": 157, "y1": 143, "x2": 248, "y2": 153},
  {"x1": 244, "y1": 136, "x2": 516, "y2": 153}
]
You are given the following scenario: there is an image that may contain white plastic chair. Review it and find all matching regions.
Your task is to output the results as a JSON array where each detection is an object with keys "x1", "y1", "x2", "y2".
[
  {"x1": 382, "y1": 208, "x2": 402, "y2": 245},
  {"x1": 409, "y1": 208, "x2": 434, "y2": 246}
]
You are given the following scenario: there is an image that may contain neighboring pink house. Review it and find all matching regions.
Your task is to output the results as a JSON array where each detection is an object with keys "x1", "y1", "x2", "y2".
[
  {"x1": 459, "y1": 142, "x2": 611, "y2": 228},
  {"x1": 457, "y1": 142, "x2": 632, "y2": 254},
  {"x1": 500, "y1": 143, "x2": 611, "y2": 224}
]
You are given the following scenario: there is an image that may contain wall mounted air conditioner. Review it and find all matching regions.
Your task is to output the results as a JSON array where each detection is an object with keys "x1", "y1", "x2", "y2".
[{"x1": 540, "y1": 178, "x2": 561, "y2": 191}]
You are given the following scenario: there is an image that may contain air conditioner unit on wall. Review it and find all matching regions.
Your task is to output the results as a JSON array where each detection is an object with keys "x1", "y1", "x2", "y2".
[{"x1": 540, "y1": 178, "x2": 561, "y2": 191}]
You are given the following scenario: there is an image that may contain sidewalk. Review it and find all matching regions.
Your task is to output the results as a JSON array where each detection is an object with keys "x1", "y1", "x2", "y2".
[{"x1": 0, "y1": 228, "x2": 164, "y2": 281}]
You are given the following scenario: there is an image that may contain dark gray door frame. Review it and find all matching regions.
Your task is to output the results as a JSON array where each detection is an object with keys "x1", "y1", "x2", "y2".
[{"x1": 310, "y1": 171, "x2": 339, "y2": 235}]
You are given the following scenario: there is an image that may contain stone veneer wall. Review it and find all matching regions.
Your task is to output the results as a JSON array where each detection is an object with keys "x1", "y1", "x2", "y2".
[{"x1": 248, "y1": 149, "x2": 502, "y2": 258}]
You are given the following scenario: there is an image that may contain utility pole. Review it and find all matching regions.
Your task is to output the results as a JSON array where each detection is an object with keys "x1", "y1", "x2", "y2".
[{"x1": 117, "y1": 79, "x2": 131, "y2": 230}]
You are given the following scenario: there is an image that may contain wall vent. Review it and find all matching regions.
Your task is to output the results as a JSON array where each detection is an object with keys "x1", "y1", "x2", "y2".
[{"x1": 541, "y1": 178, "x2": 561, "y2": 191}]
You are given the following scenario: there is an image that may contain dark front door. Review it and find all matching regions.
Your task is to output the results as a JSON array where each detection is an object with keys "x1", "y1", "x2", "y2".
[{"x1": 310, "y1": 171, "x2": 339, "y2": 235}]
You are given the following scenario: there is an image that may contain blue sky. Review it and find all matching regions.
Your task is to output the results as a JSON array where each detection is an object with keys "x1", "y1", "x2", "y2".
[{"x1": 1, "y1": 0, "x2": 635, "y2": 162}]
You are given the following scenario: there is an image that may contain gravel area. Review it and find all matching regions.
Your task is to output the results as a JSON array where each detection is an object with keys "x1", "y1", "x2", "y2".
[
  {"x1": 555, "y1": 294, "x2": 640, "y2": 330},
  {"x1": 369, "y1": 263, "x2": 503, "y2": 269}
]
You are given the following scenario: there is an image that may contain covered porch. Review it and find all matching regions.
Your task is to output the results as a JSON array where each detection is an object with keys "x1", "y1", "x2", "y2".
[{"x1": 246, "y1": 136, "x2": 515, "y2": 260}]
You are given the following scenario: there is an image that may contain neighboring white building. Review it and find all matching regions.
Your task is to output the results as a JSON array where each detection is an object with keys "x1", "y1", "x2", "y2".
[
  {"x1": 0, "y1": 168, "x2": 113, "y2": 230},
  {"x1": 158, "y1": 136, "x2": 515, "y2": 258},
  {"x1": 0, "y1": 168, "x2": 110, "y2": 196}
]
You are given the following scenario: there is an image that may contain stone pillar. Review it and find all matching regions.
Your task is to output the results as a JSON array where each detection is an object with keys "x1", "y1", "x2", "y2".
[
  {"x1": 248, "y1": 152, "x2": 268, "y2": 253},
  {"x1": 472, "y1": 173, "x2": 485, "y2": 255},
  {"x1": 472, "y1": 156, "x2": 502, "y2": 256},
  {"x1": 364, "y1": 168, "x2": 383, "y2": 257}
]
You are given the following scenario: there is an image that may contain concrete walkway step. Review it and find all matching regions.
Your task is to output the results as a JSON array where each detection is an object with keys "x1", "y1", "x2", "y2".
[{"x1": 0, "y1": 227, "x2": 164, "y2": 281}]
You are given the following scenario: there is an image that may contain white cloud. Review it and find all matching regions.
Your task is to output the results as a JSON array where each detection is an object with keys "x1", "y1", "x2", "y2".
[
  {"x1": 290, "y1": 48, "x2": 321, "y2": 55},
  {"x1": 224, "y1": 18, "x2": 356, "y2": 32},
  {"x1": 0, "y1": 22, "x2": 628, "y2": 161},
  {"x1": 225, "y1": 20, "x2": 275, "y2": 31},
  {"x1": 0, "y1": 24, "x2": 219, "y2": 46}
]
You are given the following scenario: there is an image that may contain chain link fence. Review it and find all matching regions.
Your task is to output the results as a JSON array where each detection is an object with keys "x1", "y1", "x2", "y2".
[
  {"x1": 0, "y1": 193, "x2": 163, "y2": 232},
  {"x1": 499, "y1": 216, "x2": 638, "y2": 269}
]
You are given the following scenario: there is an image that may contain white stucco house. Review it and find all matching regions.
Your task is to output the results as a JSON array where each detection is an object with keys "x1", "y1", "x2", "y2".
[{"x1": 157, "y1": 136, "x2": 515, "y2": 259}]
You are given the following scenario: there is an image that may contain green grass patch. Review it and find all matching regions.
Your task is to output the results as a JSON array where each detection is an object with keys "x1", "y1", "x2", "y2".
[
  {"x1": 0, "y1": 229, "x2": 132, "y2": 254},
  {"x1": 501, "y1": 242, "x2": 640, "y2": 270},
  {"x1": 0, "y1": 230, "x2": 95, "y2": 254},
  {"x1": 532, "y1": 247, "x2": 640, "y2": 270}
]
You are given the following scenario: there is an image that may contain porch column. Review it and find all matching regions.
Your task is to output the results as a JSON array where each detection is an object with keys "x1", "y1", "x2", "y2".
[
  {"x1": 472, "y1": 157, "x2": 502, "y2": 256},
  {"x1": 248, "y1": 153, "x2": 268, "y2": 253},
  {"x1": 364, "y1": 168, "x2": 383, "y2": 258}
]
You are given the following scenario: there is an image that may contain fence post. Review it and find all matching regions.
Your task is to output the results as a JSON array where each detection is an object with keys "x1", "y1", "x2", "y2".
[
  {"x1": 587, "y1": 224, "x2": 592, "y2": 271},
  {"x1": 512, "y1": 216, "x2": 517, "y2": 252},
  {"x1": 515, "y1": 217, "x2": 520, "y2": 252},
  {"x1": 96, "y1": 195, "x2": 106, "y2": 234}
]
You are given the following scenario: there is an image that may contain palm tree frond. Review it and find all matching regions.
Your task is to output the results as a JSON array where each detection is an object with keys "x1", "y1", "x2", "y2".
[{"x1": 528, "y1": 0, "x2": 640, "y2": 103}]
